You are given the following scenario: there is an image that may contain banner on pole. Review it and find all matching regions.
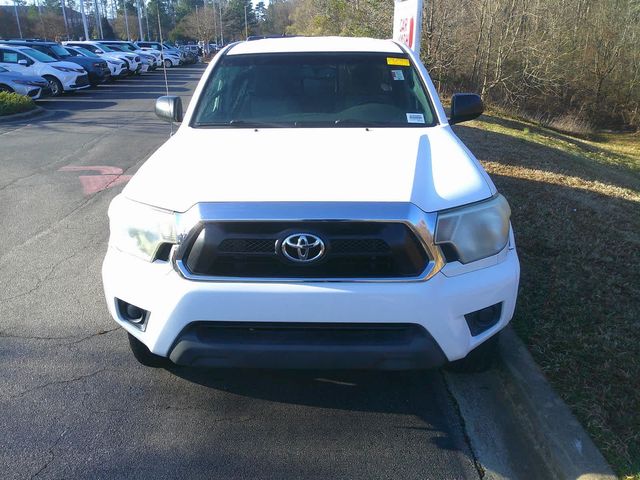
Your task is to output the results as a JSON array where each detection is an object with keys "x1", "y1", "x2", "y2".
[{"x1": 392, "y1": 0, "x2": 423, "y2": 56}]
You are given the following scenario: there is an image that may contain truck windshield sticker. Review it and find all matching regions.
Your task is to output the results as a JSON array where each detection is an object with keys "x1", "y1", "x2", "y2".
[
  {"x1": 391, "y1": 70, "x2": 405, "y2": 81},
  {"x1": 406, "y1": 113, "x2": 425, "y2": 124},
  {"x1": 387, "y1": 57, "x2": 410, "y2": 66}
]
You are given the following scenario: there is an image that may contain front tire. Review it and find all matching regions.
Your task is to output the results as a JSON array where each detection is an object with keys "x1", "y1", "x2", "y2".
[
  {"x1": 0, "y1": 84, "x2": 13, "y2": 93},
  {"x1": 127, "y1": 333, "x2": 169, "y2": 368},
  {"x1": 447, "y1": 333, "x2": 500, "y2": 373},
  {"x1": 44, "y1": 75, "x2": 63, "y2": 97},
  {"x1": 164, "y1": 58, "x2": 172, "y2": 68}
]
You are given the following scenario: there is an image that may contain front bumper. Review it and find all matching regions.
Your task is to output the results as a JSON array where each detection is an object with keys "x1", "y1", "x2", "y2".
[
  {"x1": 169, "y1": 322, "x2": 447, "y2": 369},
  {"x1": 103, "y1": 245, "x2": 520, "y2": 368},
  {"x1": 111, "y1": 68, "x2": 127, "y2": 78},
  {"x1": 88, "y1": 68, "x2": 111, "y2": 85},
  {"x1": 14, "y1": 84, "x2": 43, "y2": 99},
  {"x1": 64, "y1": 73, "x2": 90, "y2": 91}
]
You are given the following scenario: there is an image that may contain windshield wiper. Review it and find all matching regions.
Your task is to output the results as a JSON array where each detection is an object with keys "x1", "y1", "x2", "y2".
[
  {"x1": 333, "y1": 119, "x2": 388, "y2": 126},
  {"x1": 196, "y1": 120, "x2": 289, "y2": 128}
]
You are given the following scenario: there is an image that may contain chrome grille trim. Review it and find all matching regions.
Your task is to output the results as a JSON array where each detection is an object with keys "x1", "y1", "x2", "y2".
[{"x1": 171, "y1": 202, "x2": 445, "y2": 283}]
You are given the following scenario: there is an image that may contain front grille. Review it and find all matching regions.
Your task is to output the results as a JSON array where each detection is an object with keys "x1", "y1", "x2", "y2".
[
  {"x1": 218, "y1": 238, "x2": 276, "y2": 254},
  {"x1": 75, "y1": 74, "x2": 89, "y2": 86},
  {"x1": 178, "y1": 221, "x2": 429, "y2": 279}
]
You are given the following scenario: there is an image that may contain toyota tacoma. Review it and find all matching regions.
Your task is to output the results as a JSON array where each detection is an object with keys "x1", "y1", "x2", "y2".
[{"x1": 102, "y1": 37, "x2": 520, "y2": 372}]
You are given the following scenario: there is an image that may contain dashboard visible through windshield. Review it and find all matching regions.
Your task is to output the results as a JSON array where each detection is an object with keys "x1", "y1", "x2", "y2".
[{"x1": 192, "y1": 52, "x2": 437, "y2": 128}]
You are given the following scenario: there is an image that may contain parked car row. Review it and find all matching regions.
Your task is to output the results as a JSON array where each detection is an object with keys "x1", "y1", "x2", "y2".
[{"x1": 0, "y1": 39, "x2": 193, "y2": 99}]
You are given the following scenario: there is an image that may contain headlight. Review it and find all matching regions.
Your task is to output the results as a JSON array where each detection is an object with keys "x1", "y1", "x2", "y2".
[
  {"x1": 108, "y1": 195, "x2": 177, "y2": 261},
  {"x1": 435, "y1": 194, "x2": 511, "y2": 264},
  {"x1": 53, "y1": 66, "x2": 75, "y2": 72}
]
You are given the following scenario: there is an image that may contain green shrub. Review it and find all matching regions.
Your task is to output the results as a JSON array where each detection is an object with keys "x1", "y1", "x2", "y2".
[{"x1": 0, "y1": 91, "x2": 36, "y2": 116}]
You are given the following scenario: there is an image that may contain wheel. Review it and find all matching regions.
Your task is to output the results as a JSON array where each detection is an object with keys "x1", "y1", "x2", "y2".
[
  {"x1": 447, "y1": 333, "x2": 500, "y2": 373},
  {"x1": 127, "y1": 333, "x2": 169, "y2": 368},
  {"x1": 164, "y1": 58, "x2": 172, "y2": 68},
  {"x1": 0, "y1": 84, "x2": 13, "y2": 93},
  {"x1": 44, "y1": 75, "x2": 63, "y2": 97}
]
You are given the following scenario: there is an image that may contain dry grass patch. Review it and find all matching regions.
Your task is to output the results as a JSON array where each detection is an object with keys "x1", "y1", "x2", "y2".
[{"x1": 454, "y1": 116, "x2": 640, "y2": 478}]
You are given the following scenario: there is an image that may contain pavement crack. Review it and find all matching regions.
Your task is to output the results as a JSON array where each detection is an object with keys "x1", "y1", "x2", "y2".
[
  {"x1": 67, "y1": 327, "x2": 121, "y2": 346},
  {"x1": 0, "y1": 327, "x2": 120, "y2": 344},
  {"x1": 30, "y1": 428, "x2": 67, "y2": 479},
  {"x1": 10, "y1": 368, "x2": 109, "y2": 400},
  {"x1": 0, "y1": 239, "x2": 101, "y2": 304},
  {"x1": 0, "y1": 128, "x2": 114, "y2": 192}
]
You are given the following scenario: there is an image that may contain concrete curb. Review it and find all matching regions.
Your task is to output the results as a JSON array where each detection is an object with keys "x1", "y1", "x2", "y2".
[
  {"x1": 499, "y1": 327, "x2": 616, "y2": 480},
  {"x1": 0, "y1": 106, "x2": 45, "y2": 123}
]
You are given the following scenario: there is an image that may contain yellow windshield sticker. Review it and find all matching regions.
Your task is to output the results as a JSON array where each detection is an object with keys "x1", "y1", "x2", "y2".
[{"x1": 387, "y1": 57, "x2": 410, "y2": 66}]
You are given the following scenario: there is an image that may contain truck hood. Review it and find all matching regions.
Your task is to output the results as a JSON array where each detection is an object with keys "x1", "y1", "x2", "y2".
[{"x1": 123, "y1": 126, "x2": 495, "y2": 213}]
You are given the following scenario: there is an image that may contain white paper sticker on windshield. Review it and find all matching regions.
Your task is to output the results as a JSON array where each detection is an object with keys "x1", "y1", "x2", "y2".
[
  {"x1": 391, "y1": 70, "x2": 405, "y2": 81},
  {"x1": 406, "y1": 113, "x2": 425, "y2": 124}
]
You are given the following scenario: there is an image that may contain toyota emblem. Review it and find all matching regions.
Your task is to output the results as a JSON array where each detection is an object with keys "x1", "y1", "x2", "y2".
[{"x1": 281, "y1": 233, "x2": 325, "y2": 263}]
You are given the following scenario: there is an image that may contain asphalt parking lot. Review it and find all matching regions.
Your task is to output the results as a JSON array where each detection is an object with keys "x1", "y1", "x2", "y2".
[{"x1": 0, "y1": 65, "x2": 543, "y2": 479}]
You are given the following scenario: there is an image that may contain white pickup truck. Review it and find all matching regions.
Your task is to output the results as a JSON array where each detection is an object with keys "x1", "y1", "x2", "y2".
[{"x1": 102, "y1": 36, "x2": 520, "y2": 372}]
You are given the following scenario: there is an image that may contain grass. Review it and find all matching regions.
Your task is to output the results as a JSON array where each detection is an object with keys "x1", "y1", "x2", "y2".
[
  {"x1": 453, "y1": 115, "x2": 640, "y2": 478},
  {"x1": 0, "y1": 91, "x2": 36, "y2": 117}
]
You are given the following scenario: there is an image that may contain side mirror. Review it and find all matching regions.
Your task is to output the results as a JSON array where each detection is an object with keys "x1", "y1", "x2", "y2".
[
  {"x1": 155, "y1": 96, "x2": 183, "y2": 122},
  {"x1": 18, "y1": 59, "x2": 29, "y2": 66},
  {"x1": 449, "y1": 93, "x2": 483, "y2": 125}
]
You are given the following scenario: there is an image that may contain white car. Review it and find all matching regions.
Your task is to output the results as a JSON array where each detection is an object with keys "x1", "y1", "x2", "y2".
[
  {"x1": 99, "y1": 41, "x2": 162, "y2": 69},
  {"x1": 135, "y1": 42, "x2": 182, "y2": 68},
  {"x1": 65, "y1": 46, "x2": 127, "y2": 79},
  {"x1": 103, "y1": 37, "x2": 520, "y2": 372},
  {"x1": 63, "y1": 41, "x2": 141, "y2": 75},
  {"x1": 0, "y1": 65, "x2": 48, "y2": 99},
  {"x1": 0, "y1": 44, "x2": 89, "y2": 96}
]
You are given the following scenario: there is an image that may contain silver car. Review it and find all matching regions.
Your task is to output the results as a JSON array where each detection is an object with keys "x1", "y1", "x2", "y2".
[{"x1": 0, "y1": 65, "x2": 48, "y2": 100}]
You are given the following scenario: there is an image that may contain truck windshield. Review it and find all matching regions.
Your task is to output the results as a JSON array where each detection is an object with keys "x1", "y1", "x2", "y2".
[{"x1": 192, "y1": 52, "x2": 436, "y2": 128}]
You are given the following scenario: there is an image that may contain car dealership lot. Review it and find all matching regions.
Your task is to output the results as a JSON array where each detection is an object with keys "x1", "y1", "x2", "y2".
[{"x1": 0, "y1": 65, "x2": 546, "y2": 479}]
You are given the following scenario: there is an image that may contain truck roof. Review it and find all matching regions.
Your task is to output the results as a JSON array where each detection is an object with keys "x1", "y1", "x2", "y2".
[{"x1": 227, "y1": 36, "x2": 404, "y2": 56}]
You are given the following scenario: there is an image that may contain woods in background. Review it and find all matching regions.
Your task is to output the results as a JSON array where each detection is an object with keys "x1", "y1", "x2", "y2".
[
  {"x1": 1, "y1": 0, "x2": 638, "y2": 130},
  {"x1": 286, "y1": 0, "x2": 640, "y2": 131}
]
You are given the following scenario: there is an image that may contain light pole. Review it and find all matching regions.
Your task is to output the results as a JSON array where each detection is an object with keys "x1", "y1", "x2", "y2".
[
  {"x1": 13, "y1": 0, "x2": 22, "y2": 39},
  {"x1": 244, "y1": 4, "x2": 248, "y2": 39},
  {"x1": 79, "y1": 0, "x2": 90, "y2": 40},
  {"x1": 144, "y1": 0, "x2": 151, "y2": 40},
  {"x1": 93, "y1": 0, "x2": 104, "y2": 38},
  {"x1": 218, "y1": 0, "x2": 223, "y2": 45},
  {"x1": 37, "y1": 0, "x2": 47, "y2": 40},
  {"x1": 135, "y1": 0, "x2": 144, "y2": 41},
  {"x1": 61, "y1": 0, "x2": 70, "y2": 40},
  {"x1": 123, "y1": 0, "x2": 131, "y2": 41}
]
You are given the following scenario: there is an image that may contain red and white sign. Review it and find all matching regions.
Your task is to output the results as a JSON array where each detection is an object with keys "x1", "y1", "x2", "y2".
[{"x1": 393, "y1": 0, "x2": 423, "y2": 55}]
